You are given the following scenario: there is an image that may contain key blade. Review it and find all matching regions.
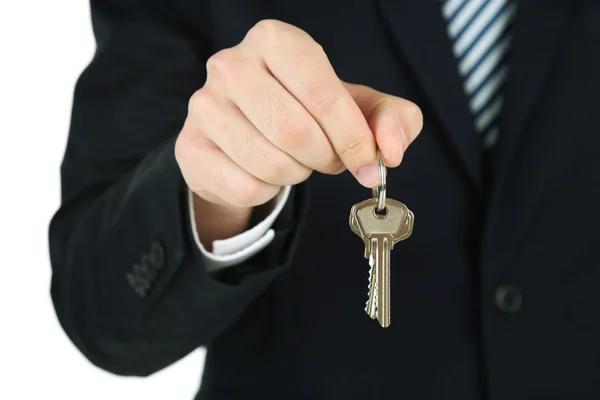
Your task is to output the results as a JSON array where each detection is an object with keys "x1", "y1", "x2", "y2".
[
  {"x1": 364, "y1": 238, "x2": 371, "y2": 260},
  {"x1": 376, "y1": 235, "x2": 391, "y2": 328}
]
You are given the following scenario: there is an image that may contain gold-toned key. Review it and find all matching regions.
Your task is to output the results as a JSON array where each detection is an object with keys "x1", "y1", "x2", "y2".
[
  {"x1": 365, "y1": 202, "x2": 413, "y2": 320},
  {"x1": 349, "y1": 151, "x2": 414, "y2": 327}
]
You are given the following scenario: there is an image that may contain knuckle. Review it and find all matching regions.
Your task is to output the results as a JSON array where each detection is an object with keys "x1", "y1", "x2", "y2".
[
  {"x1": 231, "y1": 179, "x2": 263, "y2": 207},
  {"x1": 256, "y1": 150, "x2": 287, "y2": 182},
  {"x1": 258, "y1": 152, "x2": 312, "y2": 185},
  {"x1": 175, "y1": 139, "x2": 205, "y2": 192},
  {"x1": 303, "y1": 85, "x2": 342, "y2": 117},
  {"x1": 310, "y1": 38, "x2": 325, "y2": 52},
  {"x1": 276, "y1": 116, "x2": 306, "y2": 149},
  {"x1": 174, "y1": 134, "x2": 187, "y2": 165},
  {"x1": 248, "y1": 20, "x2": 315, "y2": 51},
  {"x1": 188, "y1": 89, "x2": 216, "y2": 115},
  {"x1": 204, "y1": 169, "x2": 228, "y2": 199},
  {"x1": 293, "y1": 31, "x2": 324, "y2": 53},
  {"x1": 247, "y1": 19, "x2": 286, "y2": 45},
  {"x1": 206, "y1": 48, "x2": 239, "y2": 76},
  {"x1": 174, "y1": 128, "x2": 196, "y2": 164}
]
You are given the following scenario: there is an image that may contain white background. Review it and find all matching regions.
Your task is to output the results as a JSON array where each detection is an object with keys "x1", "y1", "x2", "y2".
[{"x1": 0, "y1": 2, "x2": 205, "y2": 399}]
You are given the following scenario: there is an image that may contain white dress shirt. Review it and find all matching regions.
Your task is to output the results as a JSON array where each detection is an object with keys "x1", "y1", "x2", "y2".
[{"x1": 188, "y1": 186, "x2": 291, "y2": 272}]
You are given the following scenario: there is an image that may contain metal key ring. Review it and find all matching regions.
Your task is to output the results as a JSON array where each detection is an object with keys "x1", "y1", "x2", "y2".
[{"x1": 371, "y1": 150, "x2": 386, "y2": 212}]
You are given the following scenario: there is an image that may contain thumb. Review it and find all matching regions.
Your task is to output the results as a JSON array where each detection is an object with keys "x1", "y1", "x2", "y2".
[{"x1": 343, "y1": 82, "x2": 423, "y2": 167}]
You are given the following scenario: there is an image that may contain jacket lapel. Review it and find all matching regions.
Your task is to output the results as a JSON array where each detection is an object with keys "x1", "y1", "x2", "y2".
[
  {"x1": 495, "y1": 1, "x2": 576, "y2": 176},
  {"x1": 374, "y1": 0, "x2": 482, "y2": 195},
  {"x1": 483, "y1": 2, "x2": 577, "y2": 267}
]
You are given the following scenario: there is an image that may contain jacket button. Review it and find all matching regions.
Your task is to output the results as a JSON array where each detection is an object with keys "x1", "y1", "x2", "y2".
[
  {"x1": 494, "y1": 285, "x2": 522, "y2": 314},
  {"x1": 149, "y1": 240, "x2": 165, "y2": 270}
]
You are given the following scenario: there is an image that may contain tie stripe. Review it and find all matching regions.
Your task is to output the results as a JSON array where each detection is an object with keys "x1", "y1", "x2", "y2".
[{"x1": 441, "y1": 0, "x2": 517, "y2": 149}]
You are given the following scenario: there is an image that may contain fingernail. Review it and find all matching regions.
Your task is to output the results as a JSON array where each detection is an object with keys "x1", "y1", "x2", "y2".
[
  {"x1": 398, "y1": 125, "x2": 407, "y2": 154},
  {"x1": 356, "y1": 164, "x2": 379, "y2": 187}
]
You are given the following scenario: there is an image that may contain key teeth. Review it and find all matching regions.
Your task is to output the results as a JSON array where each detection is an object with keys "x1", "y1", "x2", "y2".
[
  {"x1": 365, "y1": 263, "x2": 376, "y2": 319},
  {"x1": 373, "y1": 282, "x2": 378, "y2": 318},
  {"x1": 366, "y1": 266, "x2": 372, "y2": 310},
  {"x1": 365, "y1": 264, "x2": 377, "y2": 319}
]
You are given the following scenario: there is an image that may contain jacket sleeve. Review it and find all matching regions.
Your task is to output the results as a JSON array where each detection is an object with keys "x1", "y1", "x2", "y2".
[{"x1": 49, "y1": 0, "x2": 306, "y2": 377}]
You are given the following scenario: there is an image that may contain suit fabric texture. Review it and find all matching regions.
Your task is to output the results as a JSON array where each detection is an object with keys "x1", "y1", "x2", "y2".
[{"x1": 49, "y1": 1, "x2": 600, "y2": 399}]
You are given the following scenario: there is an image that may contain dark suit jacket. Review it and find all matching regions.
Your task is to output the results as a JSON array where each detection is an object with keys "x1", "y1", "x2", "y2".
[{"x1": 49, "y1": 1, "x2": 600, "y2": 399}]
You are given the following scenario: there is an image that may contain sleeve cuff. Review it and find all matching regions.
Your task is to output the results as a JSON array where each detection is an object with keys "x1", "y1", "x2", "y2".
[{"x1": 188, "y1": 186, "x2": 292, "y2": 272}]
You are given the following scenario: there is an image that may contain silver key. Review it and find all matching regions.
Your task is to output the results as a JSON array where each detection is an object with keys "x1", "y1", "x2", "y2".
[{"x1": 350, "y1": 198, "x2": 413, "y2": 327}]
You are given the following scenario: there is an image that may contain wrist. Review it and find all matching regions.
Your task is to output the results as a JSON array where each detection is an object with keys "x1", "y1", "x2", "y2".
[{"x1": 192, "y1": 192, "x2": 253, "y2": 251}]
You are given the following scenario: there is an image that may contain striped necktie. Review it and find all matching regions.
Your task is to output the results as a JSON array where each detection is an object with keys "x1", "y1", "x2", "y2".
[{"x1": 441, "y1": 0, "x2": 517, "y2": 149}]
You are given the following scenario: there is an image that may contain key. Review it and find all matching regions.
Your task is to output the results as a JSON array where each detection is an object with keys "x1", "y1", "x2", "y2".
[
  {"x1": 350, "y1": 201, "x2": 413, "y2": 319},
  {"x1": 349, "y1": 197, "x2": 413, "y2": 327},
  {"x1": 364, "y1": 203, "x2": 413, "y2": 320}
]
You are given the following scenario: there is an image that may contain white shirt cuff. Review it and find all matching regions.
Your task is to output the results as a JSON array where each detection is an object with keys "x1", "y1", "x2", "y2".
[{"x1": 188, "y1": 186, "x2": 292, "y2": 272}]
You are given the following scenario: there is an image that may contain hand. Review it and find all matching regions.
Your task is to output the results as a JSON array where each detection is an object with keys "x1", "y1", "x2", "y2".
[{"x1": 175, "y1": 20, "x2": 423, "y2": 245}]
